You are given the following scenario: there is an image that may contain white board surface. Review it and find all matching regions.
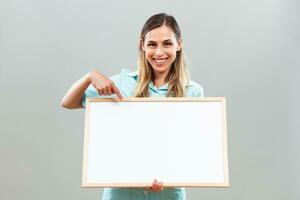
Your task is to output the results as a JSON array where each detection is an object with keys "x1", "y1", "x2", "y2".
[{"x1": 82, "y1": 97, "x2": 228, "y2": 188}]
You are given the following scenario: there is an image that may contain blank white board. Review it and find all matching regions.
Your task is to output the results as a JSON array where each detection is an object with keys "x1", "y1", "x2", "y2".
[{"x1": 82, "y1": 97, "x2": 229, "y2": 188}]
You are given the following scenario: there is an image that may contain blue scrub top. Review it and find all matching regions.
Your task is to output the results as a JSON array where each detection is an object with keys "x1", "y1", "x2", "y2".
[
  {"x1": 82, "y1": 68, "x2": 204, "y2": 107},
  {"x1": 81, "y1": 68, "x2": 204, "y2": 200}
]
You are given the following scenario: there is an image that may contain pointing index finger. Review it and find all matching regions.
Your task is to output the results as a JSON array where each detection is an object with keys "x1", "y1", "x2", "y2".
[{"x1": 112, "y1": 85, "x2": 124, "y2": 101}]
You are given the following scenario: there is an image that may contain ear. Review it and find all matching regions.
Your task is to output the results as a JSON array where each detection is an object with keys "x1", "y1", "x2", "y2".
[
  {"x1": 177, "y1": 38, "x2": 183, "y2": 51},
  {"x1": 141, "y1": 39, "x2": 145, "y2": 51}
]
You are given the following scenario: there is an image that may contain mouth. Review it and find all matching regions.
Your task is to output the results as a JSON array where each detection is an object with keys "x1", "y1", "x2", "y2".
[{"x1": 153, "y1": 57, "x2": 168, "y2": 66}]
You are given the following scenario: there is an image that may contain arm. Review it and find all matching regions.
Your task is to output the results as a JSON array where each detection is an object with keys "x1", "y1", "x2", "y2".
[
  {"x1": 61, "y1": 70, "x2": 123, "y2": 109},
  {"x1": 60, "y1": 73, "x2": 90, "y2": 109}
]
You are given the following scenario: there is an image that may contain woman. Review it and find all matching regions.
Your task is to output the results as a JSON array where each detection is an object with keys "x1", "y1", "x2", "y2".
[{"x1": 61, "y1": 13, "x2": 203, "y2": 200}]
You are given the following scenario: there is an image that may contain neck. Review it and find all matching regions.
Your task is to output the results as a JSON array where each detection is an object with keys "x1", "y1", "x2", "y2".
[{"x1": 153, "y1": 69, "x2": 170, "y2": 88}]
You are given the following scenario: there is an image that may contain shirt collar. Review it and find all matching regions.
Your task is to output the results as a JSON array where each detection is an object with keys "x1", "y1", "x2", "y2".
[
  {"x1": 149, "y1": 81, "x2": 168, "y2": 90},
  {"x1": 126, "y1": 70, "x2": 169, "y2": 90},
  {"x1": 126, "y1": 70, "x2": 138, "y2": 77}
]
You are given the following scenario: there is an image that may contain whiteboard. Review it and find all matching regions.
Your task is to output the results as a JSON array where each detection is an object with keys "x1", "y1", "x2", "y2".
[{"x1": 82, "y1": 97, "x2": 229, "y2": 188}]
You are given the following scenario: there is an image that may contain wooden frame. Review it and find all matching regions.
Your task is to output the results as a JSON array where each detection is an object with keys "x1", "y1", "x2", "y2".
[{"x1": 82, "y1": 97, "x2": 229, "y2": 188}]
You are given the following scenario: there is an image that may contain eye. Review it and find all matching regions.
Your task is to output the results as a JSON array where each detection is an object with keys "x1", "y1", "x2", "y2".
[
  {"x1": 147, "y1": 43, "x2": 156, "y2": 47},
  {"x1": 164, "y1": 42, "x2": 173, "y2": 47}
]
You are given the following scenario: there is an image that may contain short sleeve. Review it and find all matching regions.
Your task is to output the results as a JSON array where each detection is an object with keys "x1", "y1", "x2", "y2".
[
  {"x1": 81, "y1": 73, "x2": 123, "y2": 108},
  {"x1": 186, "y1": 81, "x2": 204, "y2": 97}
]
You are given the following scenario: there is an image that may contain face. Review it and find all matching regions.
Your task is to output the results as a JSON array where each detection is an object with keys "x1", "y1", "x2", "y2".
[{"x1": 142, "y1": 25, "x2": 182, "y2": 77}]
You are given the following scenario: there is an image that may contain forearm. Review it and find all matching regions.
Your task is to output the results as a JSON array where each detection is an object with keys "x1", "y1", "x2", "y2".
[{"x1": 61, "y1": 73, "x2": 91, "y2": 109}]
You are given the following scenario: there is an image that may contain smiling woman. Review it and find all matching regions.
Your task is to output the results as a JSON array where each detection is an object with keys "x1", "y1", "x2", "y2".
[
  {"x1": 61, "y1": 13, "x2": 204, "y2": 200},
  {"x1": 136, "y1": 13, "x2": 188, "y2": 97},
  {"x1": 142, "y1": 26, "x2": 182, "y2": 79}
]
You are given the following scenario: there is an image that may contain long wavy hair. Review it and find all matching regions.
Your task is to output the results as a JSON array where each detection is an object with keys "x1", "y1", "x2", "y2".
[{"x1": 134, "y1": 13, "x2": 190, "y2": 97}]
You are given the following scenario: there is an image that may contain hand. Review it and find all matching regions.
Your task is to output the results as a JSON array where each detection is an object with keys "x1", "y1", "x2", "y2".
[
  {"x1": 88, "y1": 70, "x2": 123, "y2": 101},
  {"x1": 148, "y1": 179, "x2": 163, "y2": 192}
]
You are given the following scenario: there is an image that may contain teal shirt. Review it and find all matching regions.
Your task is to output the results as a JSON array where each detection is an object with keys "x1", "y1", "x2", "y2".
[
  {"x1": 82, "y1": 68, "x2": 204, "y2": 107},
  {"x1": 81, "y1": 68, "x2": 204, "y2": 200}
]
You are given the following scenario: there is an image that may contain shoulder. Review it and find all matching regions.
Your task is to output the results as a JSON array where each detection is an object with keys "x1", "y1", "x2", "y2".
[
  {"x1": 108, "y1": 68, "x2": 138, "y2": 82},
  {"x1": 186, "y1": 80, "x2": 204, "y2": 97},
  {"x1": 97, "y1": 68, "x2": 137, "y2": 86},
  {"x1": 120, "y1": 68, "x2": 138, "y2": 79}
]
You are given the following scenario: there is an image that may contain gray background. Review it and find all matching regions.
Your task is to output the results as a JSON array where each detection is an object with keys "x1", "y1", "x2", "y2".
[{"x1": 0, "y1": 0, "x2": 299, "y2": 199}]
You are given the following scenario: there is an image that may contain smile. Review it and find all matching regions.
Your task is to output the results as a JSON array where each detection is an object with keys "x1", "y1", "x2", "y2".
[{"x1": 153, "y1": 57, "x2": 168, "y2": 66}]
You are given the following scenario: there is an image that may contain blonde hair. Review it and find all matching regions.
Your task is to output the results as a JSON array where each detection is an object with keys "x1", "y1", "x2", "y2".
[{"x1": 134, "y1": 13, "x2": 190, "y2": 97}]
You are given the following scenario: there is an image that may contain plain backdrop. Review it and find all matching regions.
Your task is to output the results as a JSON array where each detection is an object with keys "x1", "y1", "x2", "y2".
[{"x1": 0, "y1": 0, "x2": 299, "y2": 200}]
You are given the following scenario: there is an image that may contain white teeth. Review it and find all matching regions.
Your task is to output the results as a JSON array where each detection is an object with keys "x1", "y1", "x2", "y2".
[{"x1": 154, "y1": 58, "x2": 168, "y2": 65}]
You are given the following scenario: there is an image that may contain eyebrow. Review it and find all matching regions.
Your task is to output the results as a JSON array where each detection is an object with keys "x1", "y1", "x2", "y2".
[{"x1": 147, "y1": 39, "x2": 173, "y2": 43}]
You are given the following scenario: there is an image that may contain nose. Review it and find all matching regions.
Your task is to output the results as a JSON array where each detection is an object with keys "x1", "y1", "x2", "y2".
[{"x1": 154, "y1": 46, "x2": 165, "y2": 56}]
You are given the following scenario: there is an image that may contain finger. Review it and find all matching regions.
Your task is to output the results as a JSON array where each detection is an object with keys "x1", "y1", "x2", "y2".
[
  {"x1": 106, "y1": 86, "x2": 112, "y2": 96},
  {"x1": 97, "y1": 88, "x2": 103, "y2": 96},
  {"x1": 158, "y1": 181, "x2": 163, "y2": 191},
  {"x1": 113, "y1": 86, "x2": 123, "y2": 100},
  {"x1": 150, "y1": 186, "x2": 157, "y2": 192},
  {"x1": 149, "y1": 186, "x2": 153, "y2": 192},
  {"x1": 152, "y1": 179, "x2": 158, "y2": 191},
  {"x1": 101, "y1": 88, "x2": 108, "y2": 96},
  {"x1": 155, "y1": 181, "x2": 162, "y2": 192},
  {"x1": 152, "y1": 185, "x2": 157, "y2": 192},
  {"x1": 112, "y1": 85, "x2": 123, "y2": 101},
  {"x1": 152, "y1": 179, "x2": 157, "y2": 188}
]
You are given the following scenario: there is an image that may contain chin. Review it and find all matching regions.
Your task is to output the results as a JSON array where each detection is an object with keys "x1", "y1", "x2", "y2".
[{"x1": 150, "y1": 63, "x2": 171, "y2": 74}]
